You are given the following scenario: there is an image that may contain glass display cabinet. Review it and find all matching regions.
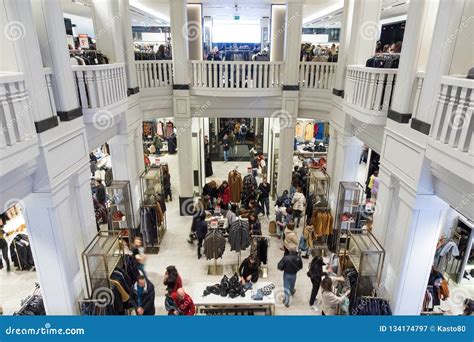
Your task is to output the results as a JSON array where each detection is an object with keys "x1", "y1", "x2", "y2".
[
  {"x1": 82, "y1": 231, "x2": 125, "y2": 297},
  {"x1": 140, "y1": 166, "x2": 164, "y2": 200},
  {"x1": 106, "y1": 180, "x2": 135, "y2": 240}
]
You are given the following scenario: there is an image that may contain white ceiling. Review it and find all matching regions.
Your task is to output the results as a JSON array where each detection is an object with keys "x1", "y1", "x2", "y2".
[{"x1": 59, "y1": 0, "x2": 409, "y2": 29}]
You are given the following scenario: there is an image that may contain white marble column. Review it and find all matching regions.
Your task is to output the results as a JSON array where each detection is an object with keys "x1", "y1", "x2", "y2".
[
  {"x1": 187, "y1": 4, "x2": 203, "y2": 61},
  {"x1": 345, "y1": 0, "x2": 382, "y2": 66},
  {"x1": 90, "y1": 0, "x2": 125, "y2": 63},
  {"x1": 411, "y1": 0, "x2": 467, "y2": 133},
  {"x1": 270, "y1": 4, "x2": 286, "y2": 62},
  {"x1": 170, "y1": 0, "x2": 190, "y2": 85},
  {"x1": 277, "y1": 123, "x2": 295, "y2": 196},
  {"x1": 1, "y1": 0, "x2": 55, "y2": 127},
  {"x1": 371, "y1": 165, "x2": 395, "y2": 245},
  {"x1": 175, "y1": 117, "x2": 195, "y2": 201},
  {"x1": 282, "y1": 0, "x2": 304, "y2": 86},
  {"x1": 333, "y1": 0, "x2": 355, "y2": 95},
  {"x1": 382, "y1": 183, "x2": 448, "y2": 314},
  {"x1": 388, "y1": 0, "x2": 439, "y2": 122},
  {"x1": 118, "y1": 0, "x2": 138, "y2": 93},
  {"x1": 30, "y1": 0, "x2": 82, "y2": 121}
]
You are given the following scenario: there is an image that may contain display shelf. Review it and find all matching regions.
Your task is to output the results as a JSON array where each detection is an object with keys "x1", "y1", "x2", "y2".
[{"x1": 106, "y1": 180, "x2": 136, "y2": 242}]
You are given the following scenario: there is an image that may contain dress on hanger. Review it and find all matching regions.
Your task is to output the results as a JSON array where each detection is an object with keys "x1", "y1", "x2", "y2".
[{"x1": 304, "y1": 122, "x2": 314, "y2": 141}]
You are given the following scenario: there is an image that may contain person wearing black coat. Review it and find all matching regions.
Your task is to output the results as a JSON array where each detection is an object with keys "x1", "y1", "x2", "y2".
[
  {"x1": 239, "y1": 255, "x2": 259, "y2": 283},
  {"x1": 130, "y1": 275, "x2": 156, "y2": 315},
  {"x1": 196, "y1": 213, "x2": 208, "y2": 259},
  {"x1": 308, "y1": 254, "x2": 325, "y2": 307}
]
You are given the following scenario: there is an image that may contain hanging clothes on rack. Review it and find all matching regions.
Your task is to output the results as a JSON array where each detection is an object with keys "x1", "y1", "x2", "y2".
[
  {"x1": 203, "y1": 229, "x2": 226, "y2": 260},
  {"x1": 140, "y1": 206, "x2": 159, "y2": 246},
  {"x1": 352, "y1": 297, "x2": 392, "y2": 315},
  {"x1": 250, "y1": 236, "x2": 269, "y2": 265},
  {"x1": 304, "y1": 122, "x2": 314, "y2": 141},
  {"x1": 157, "y1": 121, "x2": 164, "y2": 136},
  {"x1": 10, "y1": 234, "x2": 34, "y2": 270},
  {"x1": 228, "y1": 219, "x2": 250, "y2": 252},
  {"x1": 228, "y1": 170, "x2": 243, "y2": 203},
  {"x1": 311, "y1": 210, "x2": 333, "y2": 236},
  {"x1": 295, "y1": 122, "x2": 303, "y2": 138}
]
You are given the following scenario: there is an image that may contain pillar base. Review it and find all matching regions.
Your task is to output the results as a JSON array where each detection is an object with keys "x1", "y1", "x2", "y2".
[
  {"x1": 35, "y1": 116, "x2": 59, "y2": 133},
  {"x1": 127, "y1": 87, "x2": 140, "y2": 96},
  {"x1": 332, "y1": 88, "x2": 344, "y2": 98},
  {"x1": 388, "y1": 109, "x2": 411, "y2": 124},
  {"x1": 57, "y1": 107, "x2": 82, "y2": 121},
  {"x1": 173, "y1": 84, "x2": 190, "y2": 90},
  {"x1": 282, "y1": 85, "x2": 299, "y2": 91},
  {"x1": 410, "y1": 118, "x2": 431, "y2": 135},
  {"x1": 179, "y1": 196, "x2": 194, "y2": 216}
]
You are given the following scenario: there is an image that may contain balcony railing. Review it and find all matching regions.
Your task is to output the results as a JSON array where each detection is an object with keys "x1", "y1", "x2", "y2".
[
  {"x1": 299, "y1": 62, "x2": 337, "y2": 90},
  {"x1": 135, "y1": 60, "x2": 173, "y2": 89},
  {"x1": 344, "y1": 66, "x2": 397, "y2": 115},
  {"x1": 72, "y1": 63, "x2": 127, "y2": 109},
  {"x1": 43, "y1": 67, "x2": 57, "y2": 118},
  {"x1": 0, "y1": 72, "x2": 36, "y2": 150},
  {"x1": 431, "y1": 75, "x2": 473, "y2": 154},
  {"x1": 411, "y1": 71, "x2": 425, "y2": 116},
  {"x1": 191, "y1": 61, "x2": 283, "y2": 90}
]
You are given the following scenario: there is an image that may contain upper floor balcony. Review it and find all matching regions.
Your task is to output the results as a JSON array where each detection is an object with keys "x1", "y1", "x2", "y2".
[
  {"x1": 72, "y1": 63, "x2": 128, "y2": 125},
  {"x1": 0, "y1": 72, "x2": 39, "y2": 177},
  {"x1": 425, "y1": 75, "x2": 473, "y2": 182}
]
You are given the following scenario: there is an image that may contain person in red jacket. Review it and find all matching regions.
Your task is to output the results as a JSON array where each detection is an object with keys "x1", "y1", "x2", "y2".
[
  {"x1": 170, "y1": 288, "x2": 196, "y2": 316},
  {"x1": 218, "y1": 181, "x2": 231, "y2": 208}
]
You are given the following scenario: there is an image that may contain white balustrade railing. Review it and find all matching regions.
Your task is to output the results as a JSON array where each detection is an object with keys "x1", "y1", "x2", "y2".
[
  {"x1": 135, "y1": 60, "x2": 173, "y2": 88},
  {"x1": 191, "y1": 61, "x2": 283, "y2": 89},
  {"x1": 431, "y1": 75, "x2": 473, "y2": 154},
  {"x1": 345, "y1": 65, "x2": 397, "y2": 113},
  {"x1": 411, "y1": 71, "x2": 425, "y2": 117},
  {"x1": 0, "y1": 72, "x2": 36, "y2": 150},
  {"x1": 299, "y1": 62, "x2": 337, "y2": 90},
  {"x1": 72, "y1": 63, "x2": 127, "y2": 109},
  {"x1": 43, "y1": 67, "x2": 57, "y2": 117}
]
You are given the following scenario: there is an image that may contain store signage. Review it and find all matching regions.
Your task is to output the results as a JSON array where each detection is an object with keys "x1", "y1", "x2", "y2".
[{"x1": 78, "y1": 34, "x2": 89, "y2": 49}]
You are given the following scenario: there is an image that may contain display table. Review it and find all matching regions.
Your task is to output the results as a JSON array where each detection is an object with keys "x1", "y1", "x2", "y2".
[
  {"x1": 205, "y1": 216, "x2": 228, "y2": 230},
  {"x1": 193, "y1": 281, "x2": 275, "y2": 315}
]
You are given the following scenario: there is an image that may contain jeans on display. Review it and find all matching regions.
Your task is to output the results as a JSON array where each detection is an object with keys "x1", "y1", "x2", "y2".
[
  {"x1": 260, "y1": 197, "x2": 270, "y2": 216},
  {"x1": 309, "y1": 279, "x2": 321, "y2": 306},
  {"x1": 283, "y1": 272, "x2": 297, "y2": 306},
  {"x1": 224, "y1": 150, "x2": 230, "y2": 162}
]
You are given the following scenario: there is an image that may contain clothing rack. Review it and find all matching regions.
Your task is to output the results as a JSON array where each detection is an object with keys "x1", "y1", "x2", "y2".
[
  {"x1": 140, "y1": 201, "x2": 166, "y2": 253},
  {"x1": 251, "y1": 235, "x2": 270, "y2": 279},
  {"x1": 14, "y1": 282, "x2": 45, "y2": 316}
]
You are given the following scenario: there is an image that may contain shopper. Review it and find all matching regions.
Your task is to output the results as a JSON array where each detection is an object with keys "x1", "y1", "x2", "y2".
[
  {"x1": 239, "y1": 254, "x2": 259, "y2": 285},
  {"x1": 132, "y1": 237, "x2": 146, "y2": 274},
  {"x1": 228, "y1": 132, "x2": 236, "y2": 158},
  {"x1": 218, "y1": 181, "x2": 231, "y2": 208},
  {"x1": 169, "y1": 288, "x2": 196, "y2": 316},
  {"x1": 248, "y1": 213, "x2": 261, "y2": 236},
  {"x1": 226, "y1": 203, "x2": 238, "y2": 226},
  {"x1": 163, "y1": 265, "x2": 183, "y2": 295},
  {"x1": 196, "y1": 213, "x2": 208, "y2": 259},
  {"x1": 276, "y1": 190, "x2": 291, "y2": 209},
  {"x1": 163, "y1": 167, "x2": 172, "y2": 202},
  {"x1": 258, "y1": 178, "x2": 271, "y2": 217},
  {"x1": 283, "y1": 222, "x2": 298, "y2": 254},
  {"x1": 0, "y1": 226, "x2": 10, "y2": 272},
  {"x1": 292, "y1": 187, "x2": 306, "y2": 228},
  {"x1": 130, "y1": 275, "x2": 156, "y2": 315},
  {"x1": 250, "y1": 157, "x2": 259, "y2": 178},
  {"x1": 320, "y1": 277, "x2": 350, "y2": 315},
  {"x1": 95, "y1": 179, "x2": 106, "y2": 205},
  {"x1": 222, "y1": 134, "x2": 230, "y2": 162},
  {"x1": 308, "y1": 252, "x2": 325, "y2": 309},
  {"x1": 258, "y1": 154, "x2": 267, "y2": 175},
  {"x1": 153, "y1": 133, "x2": 163, "y2": 155},
  {"x1": 239, "y1": 123, "x2": 247, "y2": 143},
  {"x1": 277, "y1": 247, "x2": 303, "y2": 307}
]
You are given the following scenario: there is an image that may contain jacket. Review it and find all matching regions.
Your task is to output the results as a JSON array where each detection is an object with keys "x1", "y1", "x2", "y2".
[
  {"x1": 239, "y1": 257, "x2": 259, "y2": 281},
  {"x1": 218, "y1": 186, "x2": 231, "y2": 205},
  {"x1": 292, "y1": 192, "x2": 306, "y2": 211},
  {"x1": 196, "y1": 219, "x2": 208, "y2": 239},
  {"x1": 284, "y1": 228, "x2": 298, "y2": 251},
  {"x1": 321, "y1": 290, "x2": 346, "y2": 315},
  {"x1": 277, "y1": 253, "x2": 303, "y2": 274},
  {"x1": 170, "y1": 292, "x2": 196, "y2": 316},
  {"x1": 129, "y1": 279, "x2": 156, "y2": 315},
  {"x1": 228, "y1": 171, "x2": 243, "y2": 203}
]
